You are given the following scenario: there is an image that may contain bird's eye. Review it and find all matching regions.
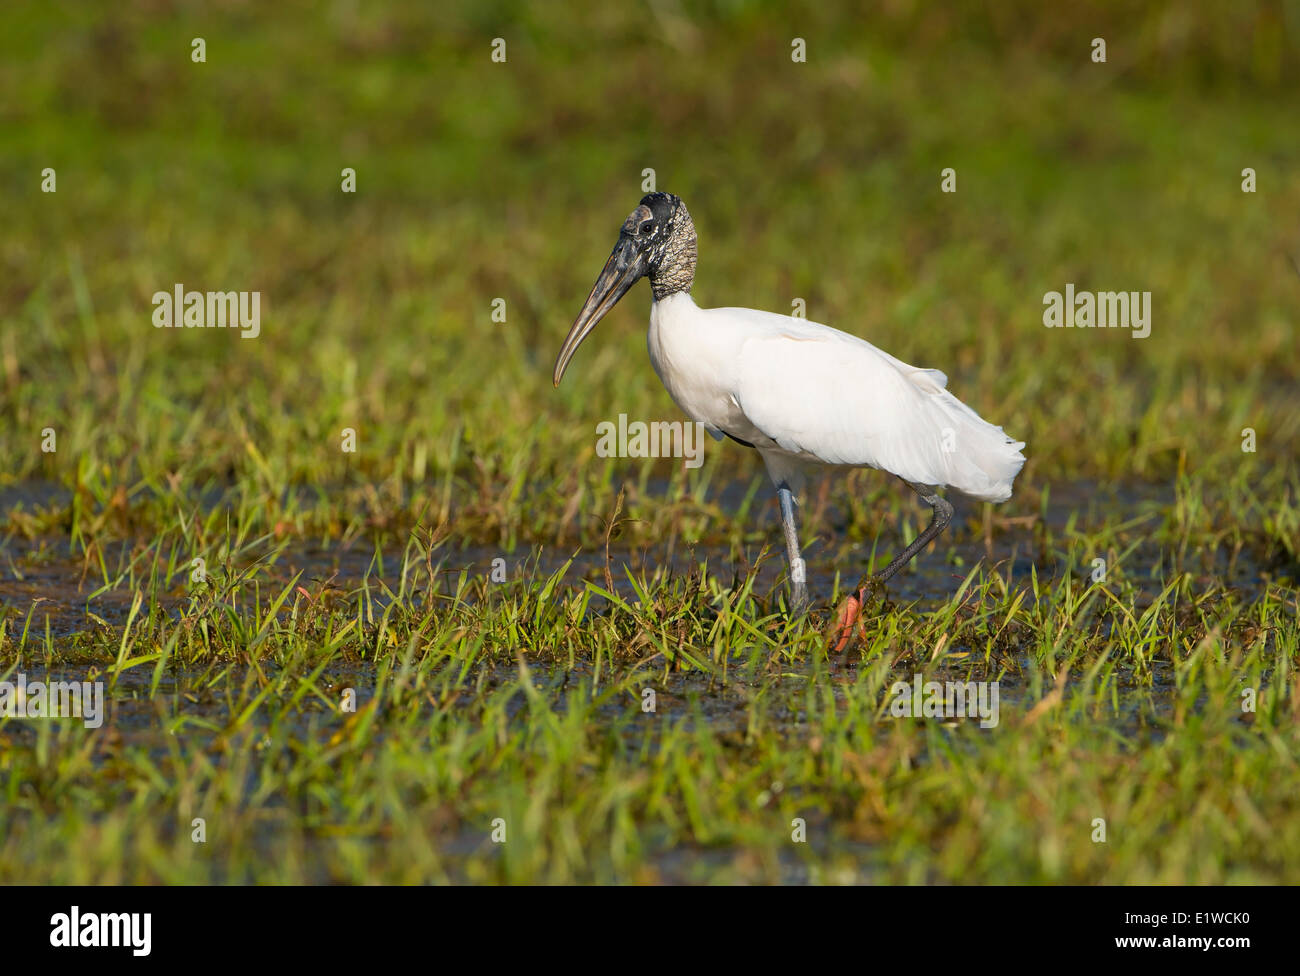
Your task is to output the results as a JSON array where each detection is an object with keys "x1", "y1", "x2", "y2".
[{"x1": 640, "y1": 221, "x2": 654, "y2": 235}]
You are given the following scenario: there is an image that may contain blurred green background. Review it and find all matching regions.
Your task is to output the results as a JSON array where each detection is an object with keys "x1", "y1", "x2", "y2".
[
  {"x1": 2, "y1": 0, "x2": 1298, "y2": 544},
  {"x1": 3, "y1": 0, "x2": 1300, "y2": 888}
]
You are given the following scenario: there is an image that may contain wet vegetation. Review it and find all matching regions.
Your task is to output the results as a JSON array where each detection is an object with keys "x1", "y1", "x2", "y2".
[{"x1": 1, "y1": 1, "x2": 1298, "y2": 882}]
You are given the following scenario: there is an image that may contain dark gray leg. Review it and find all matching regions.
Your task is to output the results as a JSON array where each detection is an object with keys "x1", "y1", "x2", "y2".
[
  {"x1": 874, "y1": 482, "x2": 953, "y2": 583},
  {"x1": 832, "y1": 482, "x2": 954, "y2": 652},
  {"x1": 777, "y1": 484, "x2": 809, "y2": 611}
]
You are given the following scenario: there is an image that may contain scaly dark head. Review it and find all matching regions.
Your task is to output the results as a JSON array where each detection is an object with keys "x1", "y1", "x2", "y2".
[{"x1": 553, "y1": 193, "x2": 697, "y2": 386}]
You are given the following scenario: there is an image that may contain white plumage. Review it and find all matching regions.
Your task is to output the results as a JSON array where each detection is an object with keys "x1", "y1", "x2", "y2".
[{"x1": 648, "y1": 293, "x2": 1025, "y2": 502}]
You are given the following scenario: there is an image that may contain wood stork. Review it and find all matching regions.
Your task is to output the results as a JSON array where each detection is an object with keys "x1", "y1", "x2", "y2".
[{"x1": 553, "y1": 192, "x2": 1025, "y2": 634}]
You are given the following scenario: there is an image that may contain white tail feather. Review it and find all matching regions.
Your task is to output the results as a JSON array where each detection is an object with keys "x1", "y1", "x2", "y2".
[{"x1": 929, "y1": 390, "x2": 1026, "y2": 502}]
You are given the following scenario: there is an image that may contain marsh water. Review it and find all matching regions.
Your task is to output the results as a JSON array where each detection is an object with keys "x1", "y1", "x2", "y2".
[{"x1": 0, "y1": 476, "x2": 1278, "y2": 742}]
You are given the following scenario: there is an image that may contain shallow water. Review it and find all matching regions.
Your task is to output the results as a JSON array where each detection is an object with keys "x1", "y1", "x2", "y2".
[
  {"x1": 0, "y1": 476, "x2": 1273, "y2": 640},
  {"x1": 0, "y1": 475, "x2": 1276, "y2": 756}
]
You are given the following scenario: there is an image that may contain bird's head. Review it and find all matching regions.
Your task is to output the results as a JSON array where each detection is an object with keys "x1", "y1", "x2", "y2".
[{"x1": 553, "y1": 192, "x2": 697, "y2": 386}]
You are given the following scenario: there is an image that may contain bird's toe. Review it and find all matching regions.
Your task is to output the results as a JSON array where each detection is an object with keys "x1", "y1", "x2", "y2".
[{"x1": 828, "y1": 593, "x2": 865, "y2": 654}]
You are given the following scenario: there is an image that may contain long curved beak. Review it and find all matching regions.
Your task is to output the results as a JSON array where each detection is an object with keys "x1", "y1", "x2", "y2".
[{"x1": 553, "y1": 238, "x2": 646, "y2": 386}]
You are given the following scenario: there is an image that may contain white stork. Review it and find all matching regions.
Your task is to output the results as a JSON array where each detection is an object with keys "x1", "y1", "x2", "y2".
[{"x1": 553, "y1": 193, "x2": 1025, "y2": 638}]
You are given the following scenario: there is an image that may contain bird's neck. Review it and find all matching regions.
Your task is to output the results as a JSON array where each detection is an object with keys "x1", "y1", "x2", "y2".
[
  {"x1": 649, "y1": 217, "x2": 698, "y2": 301},
  {"x1": 650, "y1": 253, "x2": 696, "y2": 299}
]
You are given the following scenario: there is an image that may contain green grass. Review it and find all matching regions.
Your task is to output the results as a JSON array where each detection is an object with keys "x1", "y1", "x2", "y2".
[{"x1": 1, "y1": 0, "x2": 1298, "y2": 883}]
